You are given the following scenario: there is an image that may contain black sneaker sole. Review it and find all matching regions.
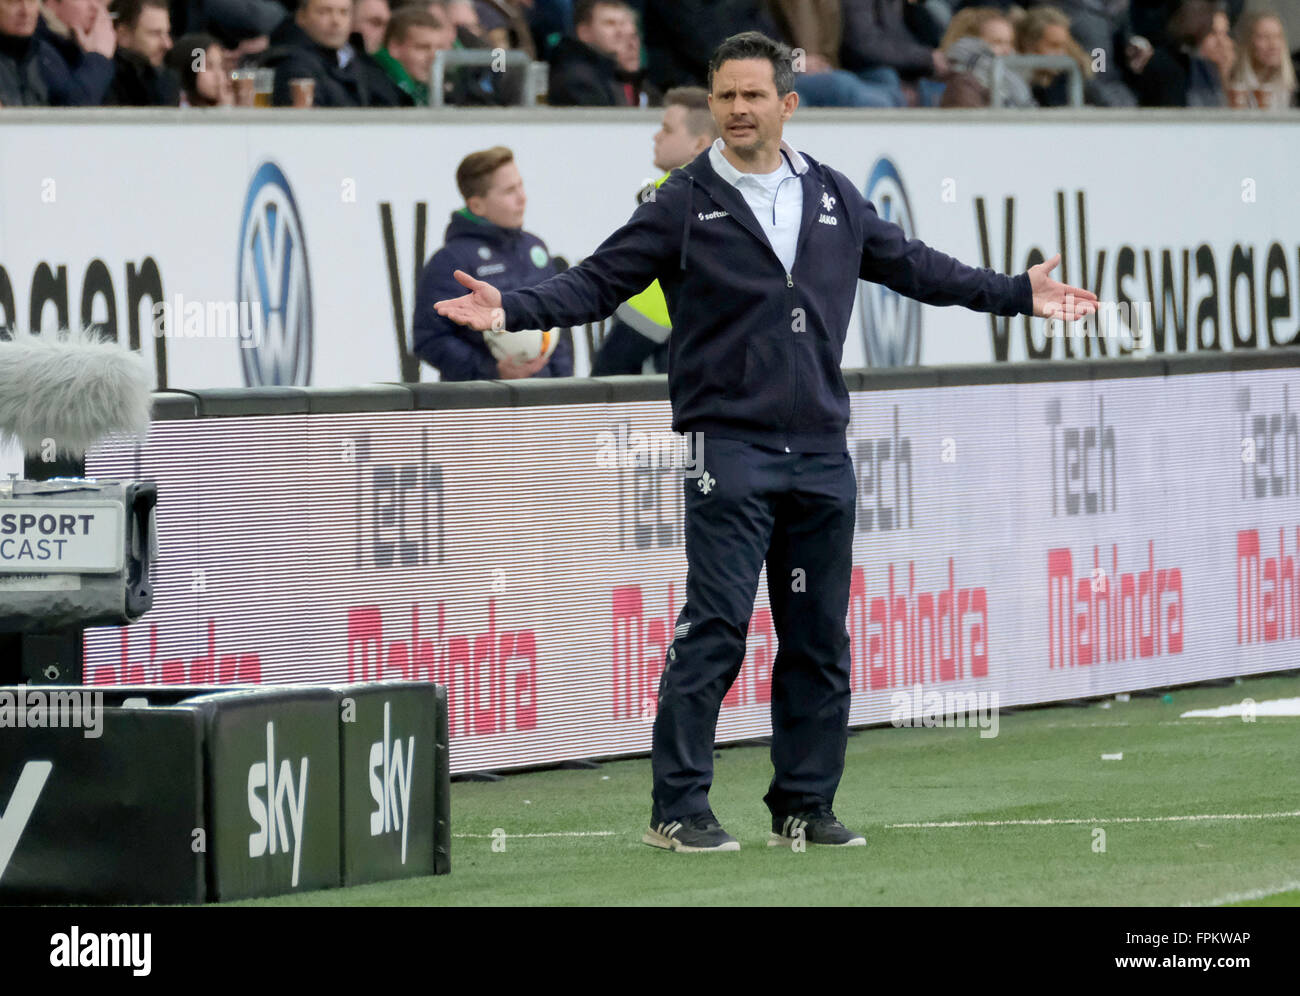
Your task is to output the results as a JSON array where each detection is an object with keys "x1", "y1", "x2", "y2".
[{"x1": 642, "y1": 826, "x2": 741, "y2": 852}]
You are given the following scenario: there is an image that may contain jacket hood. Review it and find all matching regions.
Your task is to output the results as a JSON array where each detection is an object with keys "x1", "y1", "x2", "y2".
[{"x1": 444, "y1": 208, "x2": 529, "y2": 248}]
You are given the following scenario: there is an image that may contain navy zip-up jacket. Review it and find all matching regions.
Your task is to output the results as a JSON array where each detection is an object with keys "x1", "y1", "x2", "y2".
[
  {"x1": 35, "y1": 15, "x2": 114, "y2": 106},
  {"x1": 414, "y1": 209, "x2": 574, "y2": 380},
  {"x1": 502, "y1": 145, "x2": 1033, "y2": 452}
]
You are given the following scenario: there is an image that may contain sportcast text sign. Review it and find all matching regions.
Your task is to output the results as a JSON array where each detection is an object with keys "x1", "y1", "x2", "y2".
[{"x1": 0, "y1": 503, "x2": 124, "y2": 573}]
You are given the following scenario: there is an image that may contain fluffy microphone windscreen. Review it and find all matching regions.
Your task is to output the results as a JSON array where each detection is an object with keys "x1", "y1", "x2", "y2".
[{"x1": 0, "y1": 328, "x2": 152, "y2": 457}]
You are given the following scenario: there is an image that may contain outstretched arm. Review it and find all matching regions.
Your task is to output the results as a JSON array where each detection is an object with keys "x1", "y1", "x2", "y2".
[
  {"x1": 858, "y1": 199, "x2": 1096, "y2": 320},
  {"x1": 436, "y1": 180, "x2": 682, "y2": 334}
]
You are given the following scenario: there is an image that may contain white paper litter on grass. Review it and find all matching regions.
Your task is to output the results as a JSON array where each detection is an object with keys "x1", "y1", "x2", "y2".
[{"x1": 1180, "y1": 698, "x2": 1300, "y2": 719}]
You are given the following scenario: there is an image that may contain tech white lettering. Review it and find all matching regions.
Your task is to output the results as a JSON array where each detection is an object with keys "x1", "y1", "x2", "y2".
[{"x1": 697, "y1": 210, "x2": 728, "y2": 221}]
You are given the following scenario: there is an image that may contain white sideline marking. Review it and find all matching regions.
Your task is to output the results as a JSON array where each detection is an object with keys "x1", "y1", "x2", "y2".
[
  {"x1": 1187, "y1": 881, "x2": 1300, "y2": 907},
  {"x1": 452, "y1": 831, "x2": 619, "y2": 838},
  {"x1": 1181, "y1": 697, "x2": 1300, "y2": 719},
  {"x1": 888, "y1": 810, "x2": 1300, "y2": 829}
]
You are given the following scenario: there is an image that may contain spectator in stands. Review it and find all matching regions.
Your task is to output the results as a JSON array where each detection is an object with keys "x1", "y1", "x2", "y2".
[
  {"x1": 643, "y1": 0, "x2": 776, "y2": 92},
  {"x1": 446, "y1": 0, "x2": 481, "y2": 33},
  {"x1": 344, "y1": 0, "x2": 408, "y2": 102},
  {"x1": 1242, "y1": 0, "x2": 1298, "y2": 75},
  {"x1": 527, "y1": 0, "x2": 571, "y2": 59},
  {"x1": 373, "y1": 4, "x2": 448, "y2": 104},
  {"x1": 474, "y1": 0, "x2": 535, "y2": 58},
  {"x1": 105, "y1": 0, "x2": 179, "y2": 104},
  {"x1": 767, "y1": 0, "x2": 908, "y2": 106},
  {"x1": 0, "y1": 0, "x2": 49, "y2": 105},
  {"x1": 1015, "y1": 5, "x2": 1115, "y2": 105},
  {"x1": 167, "y1": 30, "x2": 233, "y2": 104},
  {"x1": 1129, "y1": 0, "x2": 1231, "y2": 105},
  {"x1": 260, "y1": 0, "x2": 402, "y2": 105},
  {"x1": 36, "y1": 0, "x2": 116, "y2": 104},
  {"x1": 1046, "y1": 0, "x2": 1138, "y2": 104},
  {"x1": 547, "y1": 0, "x2": 634, "y2": 104},
  {"x1": 1131, "y1": 0, "x2": 1245, "y2": 48},
  {"x1": 611, "y1": 0, "x2": 660, "y2": 105},
  {"x1": 413, "y1": 146, "x2": 573, "y2": 380},
  {"x1": 1202, "y1": 6, "x2": 1238, "y2": 91},
  {"x1": 1230, "y1": 9, "x2": 1295, "y2": 108},
  {"x1": 442, "y1": 0, "x2": 526, "y2": 102},
  {"x1": 839, "y1": 0, "x2": 947, "y2": 106},
  {"x1": 351, "y1": 0, "x2": 389, "y2": 53},
  {"x1": 939, "y1": 5, "x2": 1036, "y2": 106},
  {"x1": 592, "y1": 85, "x2": 719, "y2": 376}
]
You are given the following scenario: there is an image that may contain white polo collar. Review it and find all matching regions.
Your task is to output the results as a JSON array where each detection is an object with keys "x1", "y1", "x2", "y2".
[{"x1": 709, "y1": 137, "x2": 808, "y2": 188}]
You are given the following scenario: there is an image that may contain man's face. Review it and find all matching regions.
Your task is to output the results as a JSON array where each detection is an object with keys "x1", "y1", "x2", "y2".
[
  {"x1": 298, "y1": 0, "x2": 352, "y2": 50},
  {"x1": 614, "y1": 8, "x2": 639, "y2": 71},
  {"x1": 653, "y1": 104, "x2": 705, "y2": 172},
  {"x1": 49, "y1": 0, "x2": 96, "y2": 33},
  {"x1": 390, "y1": 24, "x2": 438, "y2": 81},
  {"x1": 708, "y1": 58, "x2": 796, "y2": 160},
  {"x1": 0, "y1": 0, "x2": 41, "y2": 35},
  {"x1": 576, "y1": 2, "x2": 623, "y2": 58},
  {"x1": 118, "y1": 5, "x2": 171, "y2": 66},
  {"x1": 469, "y1": 161, "x2": 526, "y2": 229},
  {"x1": 353, "y1": 0, "x2": 388, "y2": 54}
]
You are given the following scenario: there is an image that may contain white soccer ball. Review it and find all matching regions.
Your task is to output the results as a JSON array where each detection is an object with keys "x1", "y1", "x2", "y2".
[{"x1": 483, "y1": 326, "x2": 561, "y2": 365}]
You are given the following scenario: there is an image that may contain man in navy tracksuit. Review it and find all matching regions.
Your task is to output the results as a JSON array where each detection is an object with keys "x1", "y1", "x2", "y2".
[{"x1": 436, "y1": 32, "x2": 1096, "y2": 851}]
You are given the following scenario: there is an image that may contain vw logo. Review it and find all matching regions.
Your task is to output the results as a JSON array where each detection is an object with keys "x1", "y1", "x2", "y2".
[
  {"x1": 237, "y1": 162, "x2": 313, "y2": 386},
  {"x1": 858, "y1": 158, "x2": 921, "y2": 368}
]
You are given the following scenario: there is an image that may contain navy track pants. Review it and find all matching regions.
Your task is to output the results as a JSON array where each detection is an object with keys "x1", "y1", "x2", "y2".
[{"x1": 651, "y1": 436, "x2": 857, "y2": 822}]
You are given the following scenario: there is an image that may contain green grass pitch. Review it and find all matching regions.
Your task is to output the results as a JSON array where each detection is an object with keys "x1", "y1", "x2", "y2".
[{"x1": 234, "y1": 671, "x2": 1300, "y2": 907}]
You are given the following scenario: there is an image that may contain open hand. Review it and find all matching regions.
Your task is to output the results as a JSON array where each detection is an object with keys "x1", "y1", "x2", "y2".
[
  {"x1": 1030, "y1": 253, "x2": 1098, "y2": 321},
  {"x1": 435, "y1": 269, "x2": 504, "y2": 332}
]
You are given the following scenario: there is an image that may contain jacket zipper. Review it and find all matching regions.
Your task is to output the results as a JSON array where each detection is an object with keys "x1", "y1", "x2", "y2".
[{"x1": 784, "y1": 271, "x2": 797, "y2": 442}]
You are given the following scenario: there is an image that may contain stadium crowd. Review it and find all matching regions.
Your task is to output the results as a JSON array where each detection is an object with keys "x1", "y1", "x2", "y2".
[{"x1": 0, "y1": 0, "x2": 1295, "y2": 109}]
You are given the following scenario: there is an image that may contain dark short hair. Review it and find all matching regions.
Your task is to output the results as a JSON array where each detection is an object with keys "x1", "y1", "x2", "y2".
[
  {"x1": 664, "y1": 85, "x2": 719, "y2": 141},
  {"x1": 165, "y1": 32, "x2": 218, "y2": 99},
  {"x1": 457, "y1": 146, "x2": 514, "y2": 201},
  {"x1": 108, "y1": 0, "x2": 169, "y2": 31},
  {"x1": 707, "y1": 31, "x2": 794, "y2": 97},
  {"x1": 385, "y1": 5, "x2": 441, "y2": 46},
  {"x1": 574, "y1": 0, "x2": 630, "y2": 27}
]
